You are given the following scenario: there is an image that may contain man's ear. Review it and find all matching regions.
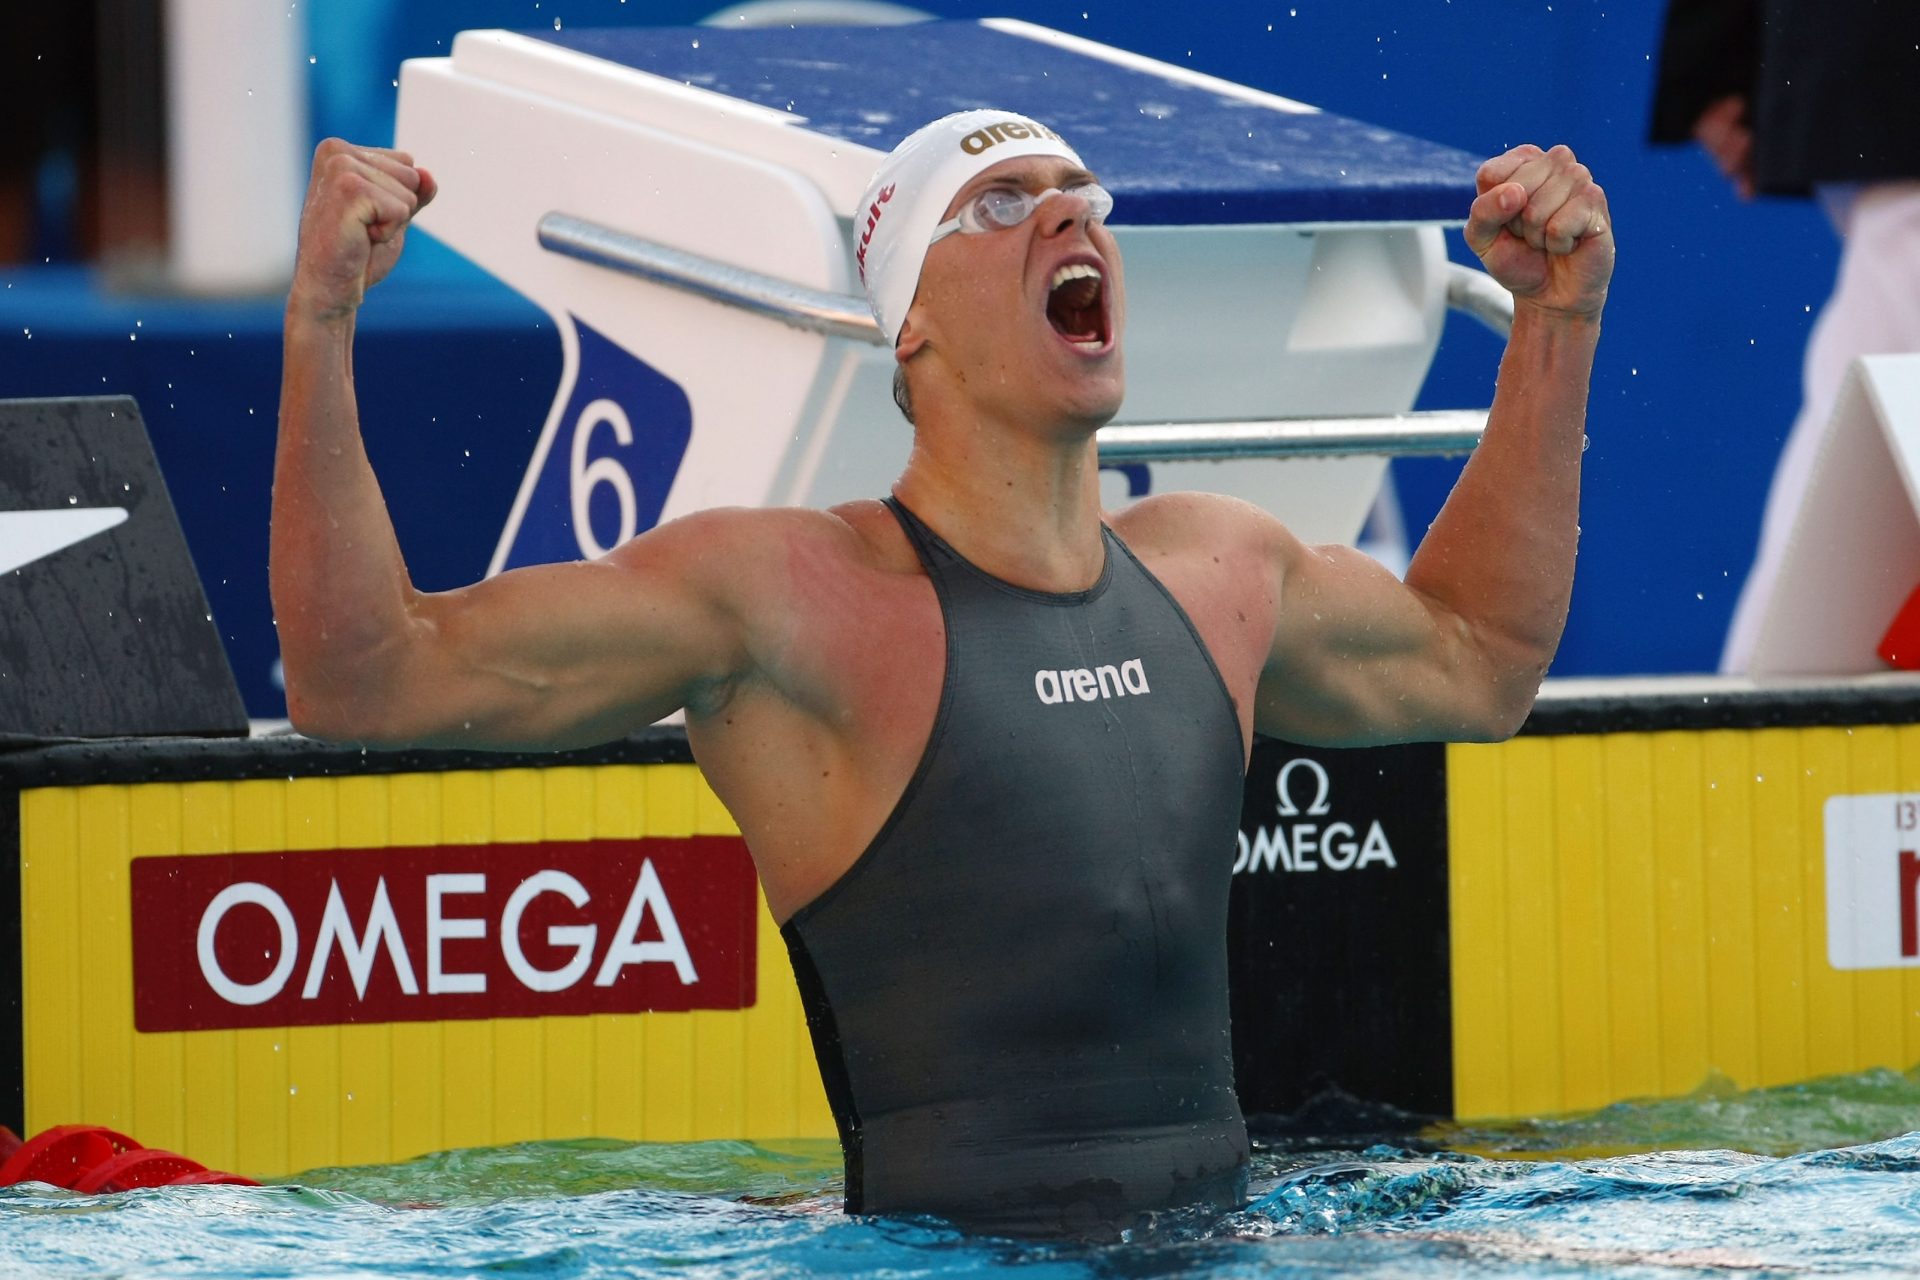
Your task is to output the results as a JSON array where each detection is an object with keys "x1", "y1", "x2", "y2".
[{"x1": 895, "y1": 306, "x2": 929, "y2": 362}]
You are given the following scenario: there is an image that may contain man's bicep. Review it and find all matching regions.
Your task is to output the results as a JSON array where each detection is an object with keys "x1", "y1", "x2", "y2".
[
  {"x1": 1252, "y1": 541, "x2": 1507, "y2": 746},
  {"x1": 375, "y1": 513, "x2": 754, "y2": 748}
]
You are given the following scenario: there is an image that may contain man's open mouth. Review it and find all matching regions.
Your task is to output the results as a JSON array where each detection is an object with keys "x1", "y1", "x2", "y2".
[{"x1": 1046, "y1": 262, "x2": 1109, "y2": 350}]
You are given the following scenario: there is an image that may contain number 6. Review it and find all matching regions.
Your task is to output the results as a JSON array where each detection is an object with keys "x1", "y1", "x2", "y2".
[{"x1": 570, "y1": 398, "x2": 638, "y2": 559}]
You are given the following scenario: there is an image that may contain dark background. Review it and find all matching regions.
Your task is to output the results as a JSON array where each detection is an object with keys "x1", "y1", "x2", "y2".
[{"x1": 1229, "y1": 739, "x2": 1453, "y2": 1121}]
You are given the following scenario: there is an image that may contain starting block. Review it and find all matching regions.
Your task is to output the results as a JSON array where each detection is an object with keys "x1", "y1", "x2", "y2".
[
  {"x1": 1748, "y1": 355, "x2": 1920, "y2": 675},
  {"x1": 393, "y1": 18, "x2": 1493, "y2": 573}
]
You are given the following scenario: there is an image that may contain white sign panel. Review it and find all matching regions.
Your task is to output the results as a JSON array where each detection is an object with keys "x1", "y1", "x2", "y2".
[{"x1": 1825, "y1": 792, "x2": 1920, "y2": 969}]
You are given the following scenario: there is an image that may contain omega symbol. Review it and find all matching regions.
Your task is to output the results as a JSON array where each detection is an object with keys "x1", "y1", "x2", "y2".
[{"x1": 1275, "y1": 757, "x2": 1332, "y2": 817}]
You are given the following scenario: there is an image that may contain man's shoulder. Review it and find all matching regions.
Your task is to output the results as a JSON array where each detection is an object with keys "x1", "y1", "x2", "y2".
[
  {"x1": 623, "y1": 499, "x2": 896, "y2": 561},
  {"x1": 1108, "y1": 490, "x2": 1294, "y2": 560},
  {"x1": 608, "y1": 499, "x2": 916, "y2": 602}
]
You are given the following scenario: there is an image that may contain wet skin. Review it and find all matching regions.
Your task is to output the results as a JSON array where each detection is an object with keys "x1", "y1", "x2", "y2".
[{"x1": 273, "y1": 139, "x2": 1611, "y2": 923}]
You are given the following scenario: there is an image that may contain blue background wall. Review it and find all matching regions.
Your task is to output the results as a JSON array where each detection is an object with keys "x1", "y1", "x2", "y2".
[{"x1": 2, "y1": 0, "x2": 1839, "y2": 712}]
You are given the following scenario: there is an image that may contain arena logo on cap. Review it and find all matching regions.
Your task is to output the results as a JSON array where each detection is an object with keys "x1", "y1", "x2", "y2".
[
  {"x1": 855, "y1": 183, "x2": 895, "y2": 283},
  {"x1": 960, "y1": 120, "x2": 1067, "y2": 155}
]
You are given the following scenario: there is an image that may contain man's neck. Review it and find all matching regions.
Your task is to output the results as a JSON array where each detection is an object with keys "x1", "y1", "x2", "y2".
[{"x1": 892, "y1": 412, "x2": 1108, "y2": 593}]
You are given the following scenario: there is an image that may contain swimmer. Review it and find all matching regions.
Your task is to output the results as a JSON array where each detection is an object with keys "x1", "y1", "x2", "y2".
[{"x1": 272, "y1": 111, "x2": 1612, "y2": 1239}]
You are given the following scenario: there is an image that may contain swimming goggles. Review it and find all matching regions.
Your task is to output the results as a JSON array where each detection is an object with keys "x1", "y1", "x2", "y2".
[{"x1": 929, "y1": 182, "x2": 1115, "y2": 244}]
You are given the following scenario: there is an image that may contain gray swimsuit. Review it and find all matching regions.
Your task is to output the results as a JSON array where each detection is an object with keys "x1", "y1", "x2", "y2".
[{"x1": 780, "y1": 496, "x2": 1250, "y2": 1239}]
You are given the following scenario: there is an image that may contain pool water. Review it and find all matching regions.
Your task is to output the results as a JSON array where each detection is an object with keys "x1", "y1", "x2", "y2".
[{"x1": 8, "y1": 1067, "x2": 1920, "y2": 1278}]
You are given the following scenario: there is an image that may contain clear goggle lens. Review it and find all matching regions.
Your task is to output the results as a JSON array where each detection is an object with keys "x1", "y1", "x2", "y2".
[{"x1": 929, "y1": 183, "x2": 1115, "y2": 244}]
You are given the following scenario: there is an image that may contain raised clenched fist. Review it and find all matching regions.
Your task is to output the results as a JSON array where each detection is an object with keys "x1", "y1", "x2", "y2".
[
  {"x1": 1465, "y1": 143, "x2": 1614, "y2": 321},
  {"x1": 288, "y1": 139, "x2": 437, "y2": 324}
]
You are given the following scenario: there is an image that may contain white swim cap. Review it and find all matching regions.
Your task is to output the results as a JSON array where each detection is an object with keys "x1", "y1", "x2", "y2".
[{"x1": 854, "y1": 109, "x2": 1087, "y2": 346}]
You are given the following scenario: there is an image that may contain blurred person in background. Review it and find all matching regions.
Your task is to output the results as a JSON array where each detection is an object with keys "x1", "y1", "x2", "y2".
[
  {"x1": 1650, "y1": 0, "x2": 1920, "y2": 672},
  {"x1": 0, "y1": 6, "x2": 99, "y2": 264},
  {"x1": 1, "y1": 2, "x2": 168, "y2": 273}
]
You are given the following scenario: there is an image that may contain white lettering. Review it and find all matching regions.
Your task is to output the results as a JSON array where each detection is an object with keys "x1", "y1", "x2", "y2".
[
  {"x1": 302, "y1": 878, "x2": 418, "y2": 1000},
  {"x1": 1247, "y1": 825, "x2": 1289, "y2": 873},
  {"x1": 594, "y1": 858, "x2": 698, "y2": 986},
  {"x1": 426, "y1": 873, "x2": 488, "y2": 995},
  {"x1": 502, "y1": 870, "x2": 598, "y2": 993},
  {"x1": 1293, "y1": 823, "x2": 1320, "y2": 871},
  {"x1": 1033, "y1": 658, "x2": 1151, "y2": 704},
  {"x1": 1234, "y1": 821, "x2": 1398, "y2": 874},
  {"x1": 1320, "y1": 822, "x2": 1357, "y2": 871},
  {"x1": 1357, "y1": 821, "x2": 1398, "y2": 868},
  {"x1": 198, "y1": 882, "x2": 299, "y2": 1006}
]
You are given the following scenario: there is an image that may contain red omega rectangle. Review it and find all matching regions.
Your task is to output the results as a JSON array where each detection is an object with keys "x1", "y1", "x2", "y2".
[{"x1": 129, "y1": 837, "x2": 758, "y2": 1032}]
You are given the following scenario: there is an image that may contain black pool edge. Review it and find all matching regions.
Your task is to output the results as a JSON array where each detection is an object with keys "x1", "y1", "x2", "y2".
[
  {"x1": 3, "y1": 676, "x2": 1917, "y2": 790},
  {"x1": 2, "y1": 790, "x2": 20, "y2": 1138},
  {"x1": 1520, "y1": 674, "x2": 1920, "y2": 737}
]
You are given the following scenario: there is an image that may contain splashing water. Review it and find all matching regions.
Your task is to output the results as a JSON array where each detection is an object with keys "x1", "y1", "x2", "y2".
[{"x1": 8, "y1": 1069, "x2": 1920, "y2": 1278}]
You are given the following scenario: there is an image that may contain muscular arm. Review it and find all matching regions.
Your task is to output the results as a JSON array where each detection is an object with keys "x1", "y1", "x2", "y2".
[
  {"x1": 271, "y1": 141, "x2": 747, "y2": 749},
  {"x1": 1254, "y1": 144, "x2": 1612, "y2": 746}
]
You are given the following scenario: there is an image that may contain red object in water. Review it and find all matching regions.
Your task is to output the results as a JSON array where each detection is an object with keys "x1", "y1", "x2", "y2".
[
  {"x1": 70, "y1": 1148, "x2": 212, "y2": 1194},
  {"x1": 0, "y1": 1125, "x2": 142, "y2": 1188},
  {"x1": 1881, "y1": 582, "x2": 1920, "y2": 670},
  {"x1": 0, "y1": 1125, "x2": 258, "y2": 1191}
]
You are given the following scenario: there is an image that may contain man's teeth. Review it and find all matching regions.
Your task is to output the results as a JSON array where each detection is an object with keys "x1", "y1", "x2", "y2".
[{"x1": 1050, "y1": 263, "x2": 1102, "y2": 291}]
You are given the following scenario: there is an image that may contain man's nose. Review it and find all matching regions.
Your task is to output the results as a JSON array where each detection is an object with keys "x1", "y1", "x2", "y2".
[{"x1": 1038, "y1": 192, "x2": 1092, "y2": 236}]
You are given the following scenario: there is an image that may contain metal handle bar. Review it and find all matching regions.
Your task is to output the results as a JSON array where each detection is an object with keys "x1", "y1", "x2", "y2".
[
  {"x1": 1095, "y1": 411, "x2": 1485, "y2": 461},
  {"x1": 538, "y1": 212, "x2": 890, "y2": 345},
  {"x1": 540, "y1": 211, "x2": 1517, "y2": 344},
  {"x1": 1445, "y1": 261, "x2": 1515, "y2": 338},
  {"x1": 538, "y1": 212, "x2": 1506, "y2": 457}
]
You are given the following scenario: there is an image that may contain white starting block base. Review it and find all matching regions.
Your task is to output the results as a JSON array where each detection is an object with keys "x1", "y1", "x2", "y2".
[
  {"x1": 395, "y1": 24, "x2": 1474, "y2": 573},
  {"x1": 1750, "y1": 355, "x2": 1920, "y2": 676}
]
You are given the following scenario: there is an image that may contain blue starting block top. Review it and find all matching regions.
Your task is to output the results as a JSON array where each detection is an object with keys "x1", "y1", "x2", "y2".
[{"x1": 531, "y1": 20, "x2": 1481, "y2": 227}]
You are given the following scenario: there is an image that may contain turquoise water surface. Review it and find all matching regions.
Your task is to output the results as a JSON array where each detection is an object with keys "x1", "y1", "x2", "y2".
[{"x1": 7, "y1": 1068, "x2": 1920, "y2": 1278}]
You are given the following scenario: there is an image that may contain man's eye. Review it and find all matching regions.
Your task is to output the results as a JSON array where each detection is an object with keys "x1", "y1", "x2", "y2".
[{"x1": 974, "y1": 189, "x2": 1027, "y2": 216}]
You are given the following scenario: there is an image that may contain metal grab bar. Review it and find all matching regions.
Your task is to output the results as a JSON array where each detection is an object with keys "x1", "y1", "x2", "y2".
[
  {"x1": 1096, "y1": 411, "x2": 1485, "y2": 462},
  {"x1": 537, "y1": 212, "x2": 890, "y2": 345},
  {"x1": 540, "y1": 210, "x2": 1516, "y2": 345},
  {"x1": 1445, "y1": 261, "x2": 1514, "y2": 338},
  {"x1": 538, "y1": 213, "x2": 1499, "y2": 457}
]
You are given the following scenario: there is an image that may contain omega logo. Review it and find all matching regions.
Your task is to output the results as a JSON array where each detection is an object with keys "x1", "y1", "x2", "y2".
[
  {"x1": 1234, "y1": 755, "x2": 1398, "y2": 875},
  {"x1": 1275, "y1": 757, "x2": 1331, "y2": 817},
  {"x1": 193, "y1": 863, "x2": 697, "y2": 1008}
]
